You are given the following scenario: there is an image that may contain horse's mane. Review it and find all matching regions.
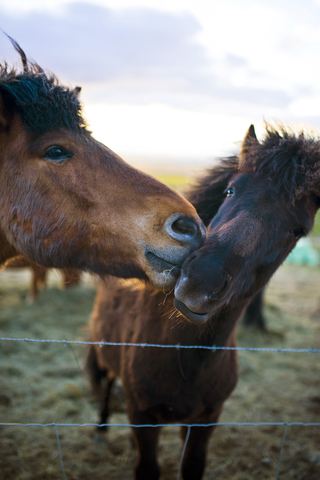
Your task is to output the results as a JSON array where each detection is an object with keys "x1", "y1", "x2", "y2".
[
  {"x1": 188, "y1": 125, "x2": 320, "y2": 225},
  {"x1": 0, "y1": 37, "x2": 88, "y2": 136},
  {"x1": 186, "y1": 157, "x2": 238, "y2": 226},
  {"x1": 240, "y1": 124, "x2": 320, "y2": 201}
]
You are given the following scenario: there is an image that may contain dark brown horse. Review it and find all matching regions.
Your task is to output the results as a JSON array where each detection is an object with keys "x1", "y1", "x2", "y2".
[
  {"x1": 87, "y1": 125, "x2": 320, "y2": 480},
  {"x1": 0, "y1": 37, "x2": 204, "y2": 289},
  {"x1": 175, "y1": 124, "x2": 320, "y2": 322}
]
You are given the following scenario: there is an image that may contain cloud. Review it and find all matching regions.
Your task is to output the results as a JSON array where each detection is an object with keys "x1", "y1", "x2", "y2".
[
  {"x1": 0, "y1": 3, "x2": 206, "y2": 82},
  {"x1": 0, "y1": 2, "x2": 296, "y2": 114}
]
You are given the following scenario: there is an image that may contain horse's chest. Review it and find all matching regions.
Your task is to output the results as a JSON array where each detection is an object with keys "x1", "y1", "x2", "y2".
[{"x1": 123, "y1": 349, "x2": 237, "y2": 422}]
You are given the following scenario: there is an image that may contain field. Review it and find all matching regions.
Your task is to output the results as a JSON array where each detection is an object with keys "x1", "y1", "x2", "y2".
[
  {"x1": 1, "y1": 254, "x2": 320, "y2": 479},
  {"x1": 1, "y1": 173, "x2": 320, "y2": 480}
]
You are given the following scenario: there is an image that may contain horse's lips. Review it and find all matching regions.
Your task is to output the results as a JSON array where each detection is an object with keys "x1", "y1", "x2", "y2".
[
  {"x1": 145, "y1": 252, "x2": 181, "y2": 278},
  {"x1": 174, "y1": 299, "x2": 217, "y2": 325}
]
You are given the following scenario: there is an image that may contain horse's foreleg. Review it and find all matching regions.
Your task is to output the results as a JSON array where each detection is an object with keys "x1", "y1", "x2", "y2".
[
  {"x1": 85, "y1": 345, "x2": 113, "y2": 434},
  {"x1": 129, "y1": 411, "x2": 161, "y2": 480},
  {"x1": 180, "y1": 410, "x2": 221, "y2": 480},
  {"x1": 98, "y1": 375, "x2": 115, "y2": 432},
  {"x1": 179, "y1": 425, "x2": 214, "y2": 480},
  {"x1": 29, "y1": 265, "x2": 47, "y2": 301}
]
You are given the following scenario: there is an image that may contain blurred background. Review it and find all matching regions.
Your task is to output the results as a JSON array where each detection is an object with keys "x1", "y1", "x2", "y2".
[
  {"x1": 1, "y1": 1, "x2": 320, "y2": 479},
  {"x1": 1, "y1": 0, "x2": 320, "y2": 180}
]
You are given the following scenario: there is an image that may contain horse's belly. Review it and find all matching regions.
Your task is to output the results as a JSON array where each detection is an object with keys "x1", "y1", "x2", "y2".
[
  {"x1": 147, "y1": 400, "x2": 205, "y2": 423},
  {"x1": 129, "y1": 383, "x2": 215, "y2": 424}
]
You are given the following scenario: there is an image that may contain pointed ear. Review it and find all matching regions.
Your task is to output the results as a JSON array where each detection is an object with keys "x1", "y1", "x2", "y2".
[
  {"x1": 0, "y1": 93, "x2": 9, "y2": 130},
  {"x1": 240, "y1": 124, "x2": 259, "y2": 159}
]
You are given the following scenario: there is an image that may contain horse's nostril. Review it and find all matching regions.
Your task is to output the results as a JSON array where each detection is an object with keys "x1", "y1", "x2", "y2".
[
  {"x1": 171, "y1": 217, "x2": 197, "y2": 236},
  {"x1": 165, "y1": 214, "x2": 205, "y2": 249},
  {"x1": 207, "y1": 275, "x2": 231, "y2": 301}
]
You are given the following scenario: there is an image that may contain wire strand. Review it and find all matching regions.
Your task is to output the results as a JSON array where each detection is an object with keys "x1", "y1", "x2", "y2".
[
  {"x1": 1, "y1": 421, "x2": 320, "y2": 428},
  {"x1": 276, "y1": 423, "x2": 288, "y2": 479},
  {"x1": 54, "y1": 425, "x2": 67, "y2": 480},
  {"x1": 0, "y1": 336, "x2": 319, "y2": 354},
  {"x1": 177, "y1": 426, "x2": 191, "y2": 480}
]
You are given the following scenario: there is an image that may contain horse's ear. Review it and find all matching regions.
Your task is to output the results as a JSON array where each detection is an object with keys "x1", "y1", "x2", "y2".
[
  {"x1": 240, "y1": 124, "x2": 259, "y2": 158},
  {"x1": 245, "y1": 124, "x2": 257, "y2": 141},
  {"x1": 0, "y1": 93, "x2": 9, "y2": 130}
]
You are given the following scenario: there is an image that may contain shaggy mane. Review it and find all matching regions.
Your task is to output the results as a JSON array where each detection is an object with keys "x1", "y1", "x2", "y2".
[
  {"x1": 0, "y1": 37, "x2": 89, "y2": 136},
  {"x1": 188, "y1": 125, "x2": 320, "y2": 224},
  {"x1": 240, "y1": 124, "x2": 320, "y2": 201},
  {"x1": 187, "y1": 157, "x2": 238, "y2": 226}
]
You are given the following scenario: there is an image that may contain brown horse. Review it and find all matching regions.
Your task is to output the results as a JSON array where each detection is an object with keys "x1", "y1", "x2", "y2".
[
  {"x1": 87, "y1": 125, "x2": 320, "y2": 479},
  {"x1": 0, "y1": 37, "x2": 204, "y2": 289},
  {"x1": 5, "y1": 256, "x2": 81, "y2": 301}
]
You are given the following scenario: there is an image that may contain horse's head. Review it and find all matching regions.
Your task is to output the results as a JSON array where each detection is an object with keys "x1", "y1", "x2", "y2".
[
  {"x1": 174, "y1": 125, "x2": 320, "y2": 323},
  {"x1": 0, "y1": 38, "x2": 205, "y2": 288}
]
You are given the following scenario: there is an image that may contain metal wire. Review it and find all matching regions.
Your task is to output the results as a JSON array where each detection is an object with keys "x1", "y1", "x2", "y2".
[
  {"x1": 1, "y1": 335, "x2": 319, "y2": 479},
  {"x1": 276, "y1": 423, "x2": 288, "y2": 480},
  {"x1": 54, "y1": 425, "x2": 67, "y2": 480},
  {"x1": 177, "y1": 426, "x2": 191, "y2": 480},
  {"x1": 0, "y1": 336, "x2": 319, "y2": 354},
  {"x1": 1, "y1": 421, "x2": 319, "y2": 428}
]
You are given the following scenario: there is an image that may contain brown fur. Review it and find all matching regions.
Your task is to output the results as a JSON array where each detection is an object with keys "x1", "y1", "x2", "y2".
[
  {"x1": 0, "y1": 39, "x2": 205, "y2": 289},
  {"x1": 88, "y1": 278, "x2": 238, "y2": 480},
  {"x1": 175, "y1": 125, "x2": 320, "y2": 320},
  {"x1": 87, "y1": 124, "x2": 320, "y2": 479}
]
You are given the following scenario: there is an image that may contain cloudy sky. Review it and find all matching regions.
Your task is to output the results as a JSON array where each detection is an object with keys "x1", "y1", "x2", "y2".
[{"x1": 1, "y1": 0, "x2": 320, "y2": 172}]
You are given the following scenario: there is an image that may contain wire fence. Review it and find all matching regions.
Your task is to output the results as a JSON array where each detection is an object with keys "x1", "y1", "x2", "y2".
[
  {"x1": 1, "y1": 335, "x2": 320, "y2": 480},
  {"x1": 1, "y1": 336, "x2": 320, "y2": 354}
]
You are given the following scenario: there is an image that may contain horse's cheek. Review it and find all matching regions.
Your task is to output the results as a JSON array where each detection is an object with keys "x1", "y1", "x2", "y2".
[
  {"x1": 5, "y1": 206, "x2": 37, "y2": 256},
  {"x1": 1, "y1": 185, "x2": 59, "y2": 260}
]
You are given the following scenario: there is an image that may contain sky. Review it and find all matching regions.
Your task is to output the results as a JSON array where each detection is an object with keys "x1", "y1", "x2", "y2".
[{"x1": 0, "y1": 0, "x2": 320, "y2": 173}]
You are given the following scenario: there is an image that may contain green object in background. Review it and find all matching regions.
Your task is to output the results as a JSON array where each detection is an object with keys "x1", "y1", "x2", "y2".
[
  {"x1": 311, "y1": 209, "x2": 320, "y2": 235},
  {"x1": 285, "y1": 237, "x2": 319, "y2": 267}
]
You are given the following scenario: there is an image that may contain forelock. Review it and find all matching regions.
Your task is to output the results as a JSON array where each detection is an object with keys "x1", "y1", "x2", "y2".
[
  {"x1": 239, "y1": 124, "x2": 320, "y2": 201},
  {"x1": 0, "y1": 56, "x2": 89, "y2": 136}
]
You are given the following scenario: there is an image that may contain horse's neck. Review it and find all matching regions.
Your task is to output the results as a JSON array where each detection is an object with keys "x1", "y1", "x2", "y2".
[
  {"x1": 162, "y1": 293, "x2": 248, "y2": 349},
  {"x1": 186, "y1": 301, "x2": 248, "y2": 349},
  {"x1": 206, "y1": 303, "x2": 247, "y2": 347}
]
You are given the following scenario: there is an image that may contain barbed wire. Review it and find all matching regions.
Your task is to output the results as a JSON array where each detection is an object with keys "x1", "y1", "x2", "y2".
[
  {"x1": 1, "y1": 336, "x2": 320, "y2": 479},
  {"x1": 2, "y1": 421, "x2": 305, "y2": 480},
  {"x1": 1, "y1": 421, "x2": 320, "y2": 428},
  {"x1": 0, "y1": 336, "x2": 319, "y2": 353}
]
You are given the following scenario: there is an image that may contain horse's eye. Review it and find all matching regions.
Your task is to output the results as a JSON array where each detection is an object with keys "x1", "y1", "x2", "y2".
[
  {"x1": 44, "y1": 146, "x2": 73, "y2": 163},
  {"x1": 226, "y1": 186, "x2": 234, "y2": 197},
  {"x1": 291, "y1": 228, "x2": 306, "y2": 239}
]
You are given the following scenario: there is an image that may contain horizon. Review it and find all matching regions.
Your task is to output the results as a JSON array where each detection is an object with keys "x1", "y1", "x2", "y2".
[{"x1": 1, "y1": 1, "x2": 320, "y2": 170}]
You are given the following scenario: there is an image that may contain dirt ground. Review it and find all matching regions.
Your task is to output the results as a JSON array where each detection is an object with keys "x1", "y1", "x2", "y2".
[{"x1": 1, "y1": 258, "x2": 320, "y2": 480}]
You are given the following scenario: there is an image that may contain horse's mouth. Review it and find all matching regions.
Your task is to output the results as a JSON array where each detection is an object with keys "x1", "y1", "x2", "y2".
[
  {"x1": 145, "y1": 252, "x2": 181, "y2": 278},
  {"x1": 174, "y1": 299, "x2": 217, "y2": 325}
]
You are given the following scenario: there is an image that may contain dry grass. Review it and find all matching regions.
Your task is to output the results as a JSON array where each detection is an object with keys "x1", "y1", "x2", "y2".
[{"x1": 1, "y1": 262, "x2": 320, "y2": 479}]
